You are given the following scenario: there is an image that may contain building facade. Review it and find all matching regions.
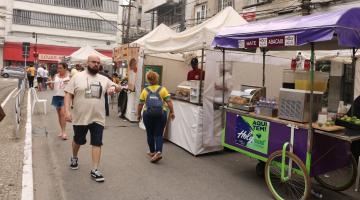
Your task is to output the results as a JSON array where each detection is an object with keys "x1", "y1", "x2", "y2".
[{"x1": 3, "y1": 0, "x2": 120, "y2": 67}]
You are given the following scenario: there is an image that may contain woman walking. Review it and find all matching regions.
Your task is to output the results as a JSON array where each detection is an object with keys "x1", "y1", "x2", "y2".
[
  {"x1": 49, "y1": 62, "x2": 70, "y2": 140},
  {"x1": 137, "y1": 71, "x2": 175, "y2": 163}
]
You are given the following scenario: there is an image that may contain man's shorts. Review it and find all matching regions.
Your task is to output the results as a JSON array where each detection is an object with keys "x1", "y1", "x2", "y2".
[
  {"x1": 37, "y1": 77, "x2": 43, "y2": 85},
  {"x1": 73, "y1": 123, "x2": 104, "y2": 146},
  {"x1": 51, "y1": 96, "x2": 64, "y2": 108}
]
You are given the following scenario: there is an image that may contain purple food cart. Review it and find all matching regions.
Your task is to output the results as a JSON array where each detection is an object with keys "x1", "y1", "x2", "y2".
[{"x1": 212, "y1": 7, "x2": 360, "y2": 200}]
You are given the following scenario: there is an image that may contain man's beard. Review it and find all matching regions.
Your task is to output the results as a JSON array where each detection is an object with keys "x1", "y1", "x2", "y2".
[{"x1": 87, "y1": 66, "x2": 99, "y2": 75}]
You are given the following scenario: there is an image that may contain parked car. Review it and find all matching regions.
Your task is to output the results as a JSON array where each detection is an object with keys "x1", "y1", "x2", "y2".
[{"x1": 1, "y1": 67, "x2": 26, "y2": 78}]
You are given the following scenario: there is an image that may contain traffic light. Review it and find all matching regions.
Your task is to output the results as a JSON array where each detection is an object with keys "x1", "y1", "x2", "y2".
[{"x1": 22, "y1": 42, "x2": 30, "y2": 58}]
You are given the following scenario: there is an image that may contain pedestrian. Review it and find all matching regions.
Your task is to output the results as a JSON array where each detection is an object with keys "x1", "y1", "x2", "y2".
[
  {"x1": 64, "y1": 55, "x2": 120, "y2": 182},
  {"x1": 70, "y1": 64, "x2": 81, "y2": 78},
  {"x1": 49, "y1": 62, "x2": 70, "y2": 140},
  {"x1": 26, "y1": 64, "x2": 36, "y2": 88},
  {"x1": 36, "y1": 64, "x2": 44, "y2": 91},
  {"x1": 43, "y1": 65, "x2": 49, "y2": 90},
  {"x1": 137, "y1": 70, "x2": 175, "y2": 163}
]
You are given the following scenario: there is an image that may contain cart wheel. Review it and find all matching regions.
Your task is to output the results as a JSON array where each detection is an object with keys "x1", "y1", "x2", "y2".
[
  {"x1": 314, "y1": 153, "x2": 357, "y2": 191},
  {"x1": 265, "y1": 150, "x2": 310, "y2": 200},
  {"x1": 256, "y1": 161, "x2": 265, "y2": 177}
]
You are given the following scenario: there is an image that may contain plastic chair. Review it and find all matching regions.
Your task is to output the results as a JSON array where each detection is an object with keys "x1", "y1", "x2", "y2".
[{"x1": 31, "y1": 88, "x2": 47, "y2": 114}]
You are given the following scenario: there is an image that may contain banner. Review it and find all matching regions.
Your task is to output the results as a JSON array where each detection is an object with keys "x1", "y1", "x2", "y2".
[{"x1": 234, "y1": 115, "x2": 270, "y2": 154}]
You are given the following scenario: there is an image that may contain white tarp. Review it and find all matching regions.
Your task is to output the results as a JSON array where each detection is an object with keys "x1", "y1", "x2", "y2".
[
  {"x1": 143, "y1": 7, "x2": 248, "y2": 53},
  {"x1": 68, "y1": 45, "x2": 112, "y2": 64}
]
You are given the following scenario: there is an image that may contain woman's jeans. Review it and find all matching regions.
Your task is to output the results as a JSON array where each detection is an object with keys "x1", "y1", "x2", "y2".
[{"x1": 143, "y1": 111, "x2": 167, "y2": 153}]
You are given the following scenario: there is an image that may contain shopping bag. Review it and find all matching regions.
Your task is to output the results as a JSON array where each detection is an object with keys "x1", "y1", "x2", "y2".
[{"x1": 0, "y1": 106, "x2": 6, "y2": 122}]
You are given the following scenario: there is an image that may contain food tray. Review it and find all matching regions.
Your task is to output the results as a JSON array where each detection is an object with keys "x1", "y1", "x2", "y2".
[
  {"x1": 312, "y1": 123, "x2": 345, "y2": 132},
  {"x1": 335, "y1": 119, "x2": 360, "y2": 130}
]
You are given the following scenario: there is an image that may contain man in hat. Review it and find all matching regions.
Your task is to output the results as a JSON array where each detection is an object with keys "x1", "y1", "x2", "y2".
[{"x1": 187, "y1": 57, "x2": 205, "y2": 81}]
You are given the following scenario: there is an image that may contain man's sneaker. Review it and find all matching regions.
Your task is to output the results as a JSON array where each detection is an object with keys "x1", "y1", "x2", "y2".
[
  {"x1": 90, "y1": 169, "x2": 105, "y2": 182},
  {"x1": 70, "y1": 157, "x2": 78, "y2": 170}
]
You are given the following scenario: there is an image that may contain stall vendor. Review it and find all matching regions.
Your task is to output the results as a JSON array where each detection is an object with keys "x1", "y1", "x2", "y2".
[{"x1": 187, "y1": 58, "x2": 205, "y2": 81}]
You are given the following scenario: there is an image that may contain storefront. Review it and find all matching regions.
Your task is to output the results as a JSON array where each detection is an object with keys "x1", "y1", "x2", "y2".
[{"x1": 3, "y1": 42, "x2": 112, "y2": 68}]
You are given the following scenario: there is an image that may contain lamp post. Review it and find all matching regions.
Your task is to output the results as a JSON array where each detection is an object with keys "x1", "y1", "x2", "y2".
[{"x1": 32, "y1": 32, "x2": 38, "y2": 66}]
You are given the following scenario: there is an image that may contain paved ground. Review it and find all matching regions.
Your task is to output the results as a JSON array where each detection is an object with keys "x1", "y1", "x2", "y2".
[
  {"x1": 0, "y1": 78, "x2": 25, "y2": 200},
  {"x1": 31, "y1": 90, "x2": 360, "y2": 200}
]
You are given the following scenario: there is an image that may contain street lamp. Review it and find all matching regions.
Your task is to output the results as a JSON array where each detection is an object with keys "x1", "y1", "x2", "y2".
[{"x1": 32, "y1": 32, "x2": 38, "y2": 66}]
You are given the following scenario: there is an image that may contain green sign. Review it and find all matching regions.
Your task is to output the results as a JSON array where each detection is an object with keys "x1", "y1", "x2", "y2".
[
  {"x1": 143, "y1": 65, "x2": 162, "y2": 88},
  {"x1": 235, "y1": 115, "x2": 270, "y2": 154}
]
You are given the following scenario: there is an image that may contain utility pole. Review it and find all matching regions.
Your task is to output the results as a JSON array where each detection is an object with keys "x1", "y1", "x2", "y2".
[
  {"x1": 179, "y1": 0, "x2": 186, "y2": 31},
  {"x1": 126, "y1": 0, "x2": 132, "y2": 44},
  {"x1": 151, "y1": 11, "x2": 155, "y2": 30}
]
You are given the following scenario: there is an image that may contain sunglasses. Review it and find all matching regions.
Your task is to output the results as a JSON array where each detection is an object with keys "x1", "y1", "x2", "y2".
[{"x1": 90, "y1": 61, "x2": 100, "y2": 64}]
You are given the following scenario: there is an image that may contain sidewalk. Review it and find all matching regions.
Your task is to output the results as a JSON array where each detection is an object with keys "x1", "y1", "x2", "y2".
[{"x1": 31, "y1": 90, "x2": 359, "y2": 200}]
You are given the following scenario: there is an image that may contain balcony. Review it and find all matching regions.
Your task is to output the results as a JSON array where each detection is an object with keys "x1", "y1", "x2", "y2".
[
  {"x1": 143, "y1": 0, "x2": 180, "y2": 13},
  {"x1": 15, "y1": 0, "x2": 118, "y2": 14}
]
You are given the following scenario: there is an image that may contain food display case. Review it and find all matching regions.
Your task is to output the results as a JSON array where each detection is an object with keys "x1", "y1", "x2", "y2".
[
  {"x1": 228, "y1": 85, "x2": 266, "y2": 112},
  {"x1": 175, "y1": 81, "x2": 191, "y2": 101}
]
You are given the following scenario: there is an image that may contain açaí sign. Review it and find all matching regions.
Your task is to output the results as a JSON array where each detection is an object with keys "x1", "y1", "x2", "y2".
[
  {"x1": 235, "y1": 115, "x2": 270, "y2": 154},
  {"x1": 238, "y1": 35, "x2": 296, "y2": 49}
]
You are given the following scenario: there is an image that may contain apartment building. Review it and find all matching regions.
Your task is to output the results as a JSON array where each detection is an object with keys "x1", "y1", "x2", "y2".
[
  {"x1": 0, "y1": 0, "x2": 9, "y2": 69},
  {"x1": 3, "y1": 0, "x2": 120, "y2": 67}
]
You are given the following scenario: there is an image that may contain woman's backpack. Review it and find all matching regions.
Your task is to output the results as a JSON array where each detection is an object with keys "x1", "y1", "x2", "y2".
[{"x1": 145, "y1": 87, "x2": 164, "y2": 117}]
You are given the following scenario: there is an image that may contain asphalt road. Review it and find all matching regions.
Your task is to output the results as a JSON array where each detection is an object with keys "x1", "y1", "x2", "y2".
[{"x1": 31, "y1": 90, "x2": 360, "y2": 200}]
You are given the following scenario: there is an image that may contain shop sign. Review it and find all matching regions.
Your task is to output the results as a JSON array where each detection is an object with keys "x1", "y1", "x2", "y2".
[
  {"x1": 234, "y1": 115, "x2": 269, "y2": 154},
  {"x1": 39, "y1": 54, "x2": 65, "y2": 61},
  {"x1": 242, "y1": 7, "x2": 256, "y2": 22},
  {"x1": 238, "y1": 35, "x2": 296, "y2": 49}
]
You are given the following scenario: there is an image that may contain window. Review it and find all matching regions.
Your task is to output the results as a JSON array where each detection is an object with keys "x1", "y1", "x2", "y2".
[
  {"x1": 17, "y1": 0, "x2": 115, "y2": 13},
  {"x1": 218, "y1": 0, "x2": 233, "y2": 11},
  {"x1": 138, "y1": 6, "x2": 142, "y2": 14},
  {"x1": 195, "y1": 4, "x2": 207, "y2": 24},
  {"x1": 137, "y1": 19, "x2": 141, "y2": 27},
  {"x1": 12, "y1": 9, "x2": 116, "y2": 34},
  {"x1": 243, "y1": 0, "x2": 271, "y2": 8}
]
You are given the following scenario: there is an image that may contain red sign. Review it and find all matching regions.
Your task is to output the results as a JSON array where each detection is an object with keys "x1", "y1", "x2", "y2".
[{"x1": 243, "y1": 12, "x2": 256, "y2": 22}]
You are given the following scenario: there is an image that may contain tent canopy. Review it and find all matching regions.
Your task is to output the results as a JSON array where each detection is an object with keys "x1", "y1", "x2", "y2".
[
  {"x1": 131, "y1": 23, "x2": 176, "y2": 47},
  {"x1": 69, "y1": 45, "x2": 112, "y2": 64},
  {"x1": 212, "y1": 7, "x2": 360, "y2": 50},
  {"x1": 143, "y1": 6, "x2": 248, "y2": 53}
]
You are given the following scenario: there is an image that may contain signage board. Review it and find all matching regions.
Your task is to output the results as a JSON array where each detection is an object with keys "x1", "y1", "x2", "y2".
[{"x1": 238, "y1": 35, "x2": 296, "y2": 49}]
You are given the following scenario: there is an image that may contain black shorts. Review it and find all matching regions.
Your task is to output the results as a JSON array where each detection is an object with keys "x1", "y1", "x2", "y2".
[
  {"x1": 37, "y1": 77, "x2": 43, "y2": 84},
  {"x1": 73, "y1": 123, "x2": 104, "y2": 146}
]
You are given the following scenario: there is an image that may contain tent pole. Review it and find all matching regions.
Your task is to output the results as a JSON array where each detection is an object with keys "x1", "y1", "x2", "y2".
[
  {"x1": 307, "y1": 42, "x2": 315, "y2": 170},
  {"x1": 199, "y1": 48, "x2": 205, "y2": 105},
  {"x1": 222, "y1": 49, "x2": 226, "y2": 129},
  {"x1": 352, "y1": 48, "x2": 357, "y2": 115},
  {"x1": 262, "y1": 48, "x2": 266, "y2": 87}
]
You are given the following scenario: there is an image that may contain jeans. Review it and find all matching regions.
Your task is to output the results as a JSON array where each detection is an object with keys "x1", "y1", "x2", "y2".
[{"x1": 143, "y1": 111, "x2": 167, "y2": 153}]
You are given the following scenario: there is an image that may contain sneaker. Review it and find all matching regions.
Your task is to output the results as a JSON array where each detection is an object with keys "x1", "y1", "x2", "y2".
[
  {"x1": 90, "y1": 169, "x2": 105, "y2": 182},
  {"x1": 147, "y1": 152, "x2": 155, "y2": 157},
  {"x1": 70, "y1": 157, "x2": 78, "y2": 170},
  {"x1": 150, "y1": 152, "x2": 162, "y2": 163}
]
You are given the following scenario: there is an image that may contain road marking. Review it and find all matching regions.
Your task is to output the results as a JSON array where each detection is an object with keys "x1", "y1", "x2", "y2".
[
  {"x1": 21, "y1": 90, "x2": 33, "y2": 200},
  {"x1": 1, "y1": 87, "x2": 17, "y2": 107}
]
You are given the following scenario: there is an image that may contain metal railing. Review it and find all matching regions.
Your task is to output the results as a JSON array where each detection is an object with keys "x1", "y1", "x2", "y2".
[
  {"x1": 14, "y1": 79, "x2": 26, "y2": 139},
  {"x1": 16, "y1": 0, "x2": 118, "y2": 14}
]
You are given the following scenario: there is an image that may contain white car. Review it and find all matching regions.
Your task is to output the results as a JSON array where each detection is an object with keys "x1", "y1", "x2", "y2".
[{"x1": 1, "y1": 67, "x2": 26, "y2": 78}]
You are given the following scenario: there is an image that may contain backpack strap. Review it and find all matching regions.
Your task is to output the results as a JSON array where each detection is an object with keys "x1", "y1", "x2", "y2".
[
  {"x1": 145, "y1": 87, "x2": 152, "y2": 94},
  {"x1": 155, "y1": 86, "x2": 162, "y2": 94}
]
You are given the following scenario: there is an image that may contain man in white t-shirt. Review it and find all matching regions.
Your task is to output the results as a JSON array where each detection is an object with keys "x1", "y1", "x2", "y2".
[
  {"x1": 64, "y1": 55, "x2": 120, "y2": 182},
  {"x1": 43, "y1": 65, "x2": 49, "y2": 90},
  {"x1": 36, "y1": 65, "x2": 44, "y2": 91}
]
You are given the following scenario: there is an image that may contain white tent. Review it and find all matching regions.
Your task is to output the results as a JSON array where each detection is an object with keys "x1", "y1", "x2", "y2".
[
  {"x1": 69, "y1": 45, "x2": 113, "y2": 64},
  {"x1": 131, "y1": 23, "x2": 176, "y2": 47},
  {"x1": 143, "y1": 7, "x2": 248, "y2": 53}
]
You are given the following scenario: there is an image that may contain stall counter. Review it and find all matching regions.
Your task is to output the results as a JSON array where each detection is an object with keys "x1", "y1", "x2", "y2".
[{"x1": 166, "y1": 99, "x2": 223, "y2": 156}]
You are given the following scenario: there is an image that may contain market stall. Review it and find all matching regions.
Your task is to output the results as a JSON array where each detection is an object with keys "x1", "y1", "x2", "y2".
[
  {"x1": 212, "y1": 7, "x2": 360, "y2": 199},
  {"x1": 138, "y1": 6, "x2": 248, "y2": 155},
  {"x1": 67, "y1": 45, "x2": 112, "y2": 65}
]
